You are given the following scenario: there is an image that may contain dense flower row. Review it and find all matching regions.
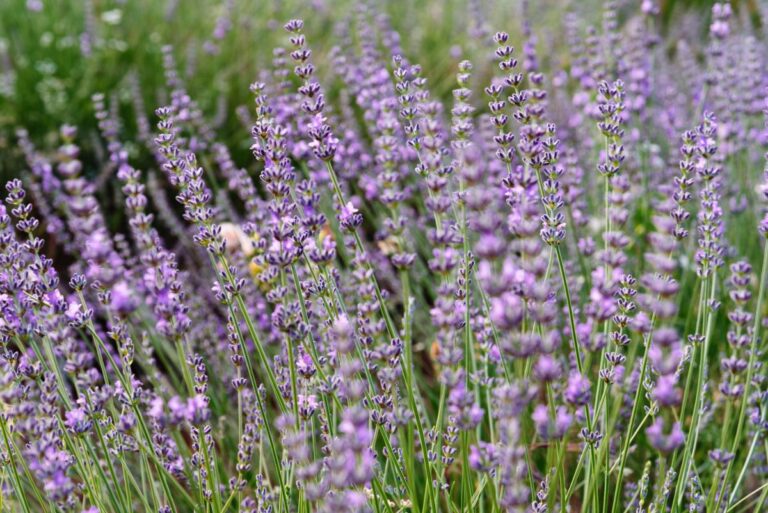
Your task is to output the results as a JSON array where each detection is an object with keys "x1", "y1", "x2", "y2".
[{"x1": 2, "y1": 1, "x2": 768, "y2": 513}]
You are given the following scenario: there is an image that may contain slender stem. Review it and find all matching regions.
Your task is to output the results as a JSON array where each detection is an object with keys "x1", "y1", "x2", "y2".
[
  {"x1": 721, "y1": 241, "x2": 768, "y2": 511},
  {"x1": 674, "y1": 274, "x2": 718, "y2": 510}
]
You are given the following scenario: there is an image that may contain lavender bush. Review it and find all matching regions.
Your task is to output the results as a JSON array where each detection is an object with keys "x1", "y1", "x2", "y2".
[{"x1": 2, "y1": 1, "x2": 768, "y2": 512}]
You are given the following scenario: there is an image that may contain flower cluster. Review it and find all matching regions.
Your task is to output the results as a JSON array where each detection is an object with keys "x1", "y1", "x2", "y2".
[{"x1": 2, "y1": 2, "x2": 768, "y2": 513}]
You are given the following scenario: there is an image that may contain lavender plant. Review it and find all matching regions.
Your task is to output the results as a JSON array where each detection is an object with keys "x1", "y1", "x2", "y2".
[{"x1": 2, "y1": 1, "x2": 768, "y2": 513}]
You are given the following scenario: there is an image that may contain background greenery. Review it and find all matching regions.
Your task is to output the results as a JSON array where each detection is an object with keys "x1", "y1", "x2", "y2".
[{"x1": 1, "y1": 0, "x2": 759, "y2": 184}]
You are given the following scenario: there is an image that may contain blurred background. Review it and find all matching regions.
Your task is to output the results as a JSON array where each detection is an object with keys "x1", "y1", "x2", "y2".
[{"x1": 0, "y1": 0, "x2": 763, "y2": 184}]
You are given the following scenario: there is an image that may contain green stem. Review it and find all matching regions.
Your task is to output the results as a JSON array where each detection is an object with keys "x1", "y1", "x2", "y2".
[{"x1": 721, "y1": 241, "x2": 768, "y2": 511}]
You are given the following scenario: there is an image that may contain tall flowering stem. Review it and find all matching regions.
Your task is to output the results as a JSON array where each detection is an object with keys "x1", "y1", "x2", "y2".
[{"x1": 284, "y1": 18, "x2": 435, "y2": 510}]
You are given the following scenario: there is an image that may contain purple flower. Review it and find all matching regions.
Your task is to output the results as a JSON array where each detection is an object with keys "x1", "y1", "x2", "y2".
[
  {"x1": 646, "y1": 418, "x2": 684, "y2": 453},
  {"x1": 532, "y1": 404, "x2": 572, "y2": 439},
  {"x1": 295, "y1": 349, "x2": 316, "y2": 379},
  {"x1": 469, "y1": 441, "x2": 498, "y2": 472},
  {"x1": 490, "y1": 293, "x2": 523, "y2": 330},
  {"x1": 652, "y1": 375, "x2": 681, "y2": 407},
  {"x1": 448, "y1": 378, "x2": 484, "y2": 430},
  {"x1": 110, "y1": 280, "x2": 137, "y2": 315},
  {"x1": 564, "y1": 373, "x2": 591, "y2": 407},
  {"x1": 186, "y1": 394, "x2": 210, "y2": 424},
  {"x1": 533, "y1": 355, "x2": 562, "y2": 382},
  {"x1": 338, "y1": 201, "x2": 362, "y2": 230},
  {"x1": 64, "y1": 407, "x2": 92, "y2": 434}
]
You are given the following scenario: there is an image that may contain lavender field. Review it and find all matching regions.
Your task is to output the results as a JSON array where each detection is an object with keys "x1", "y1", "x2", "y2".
[{"x1": 1, "y1": 0, "x2": 768, "y2": 512}]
